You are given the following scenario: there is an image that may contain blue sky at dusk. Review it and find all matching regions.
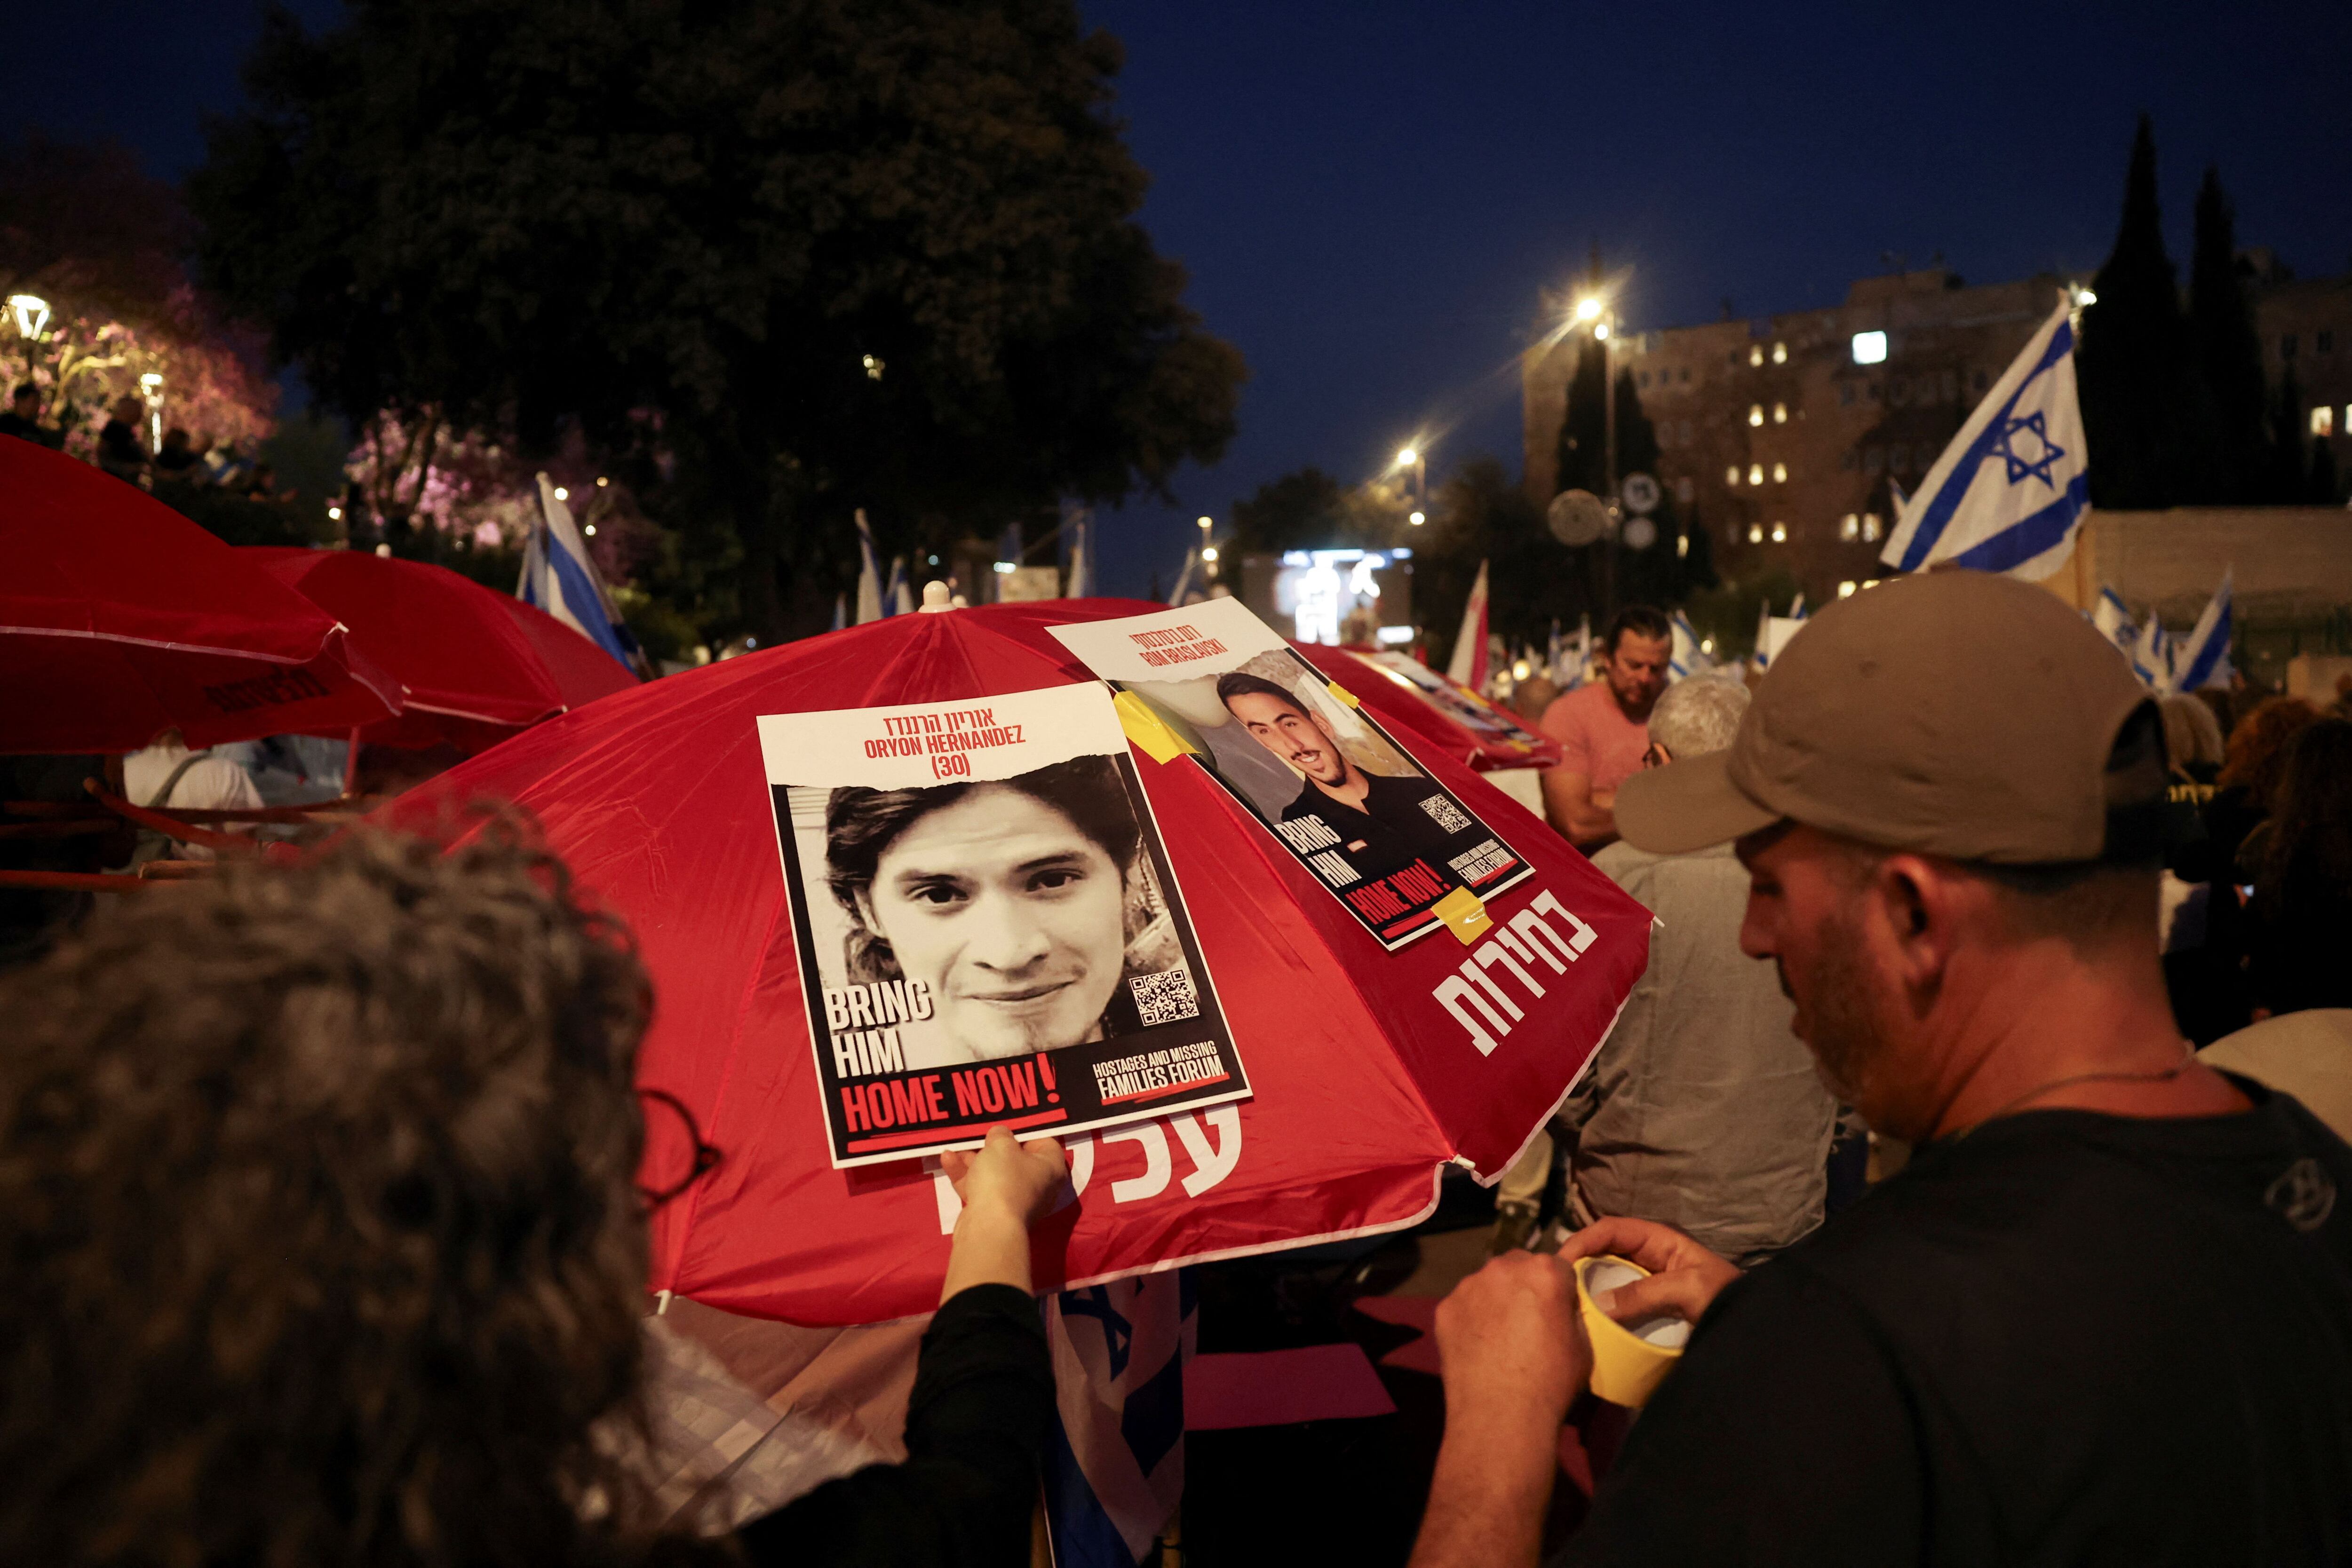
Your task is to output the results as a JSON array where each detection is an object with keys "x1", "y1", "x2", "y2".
[{"x1": 18, "y1": 1, "x2": 2352, "y2": 596}]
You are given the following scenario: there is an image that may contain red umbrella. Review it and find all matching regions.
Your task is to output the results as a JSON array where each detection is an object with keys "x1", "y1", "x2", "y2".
[
  {"x1": 384, "y1": 598, "x2": 1650, "y2": 1325},
  {"x1": 246, "y1": 547, "x2": 639, "y2": 754},
  {"x1": 0, "y1": 437, "x2": 401, "y2": 754},
  {"x1": 1294, "y1": 643, "x2": 1564, "y2": 773}
]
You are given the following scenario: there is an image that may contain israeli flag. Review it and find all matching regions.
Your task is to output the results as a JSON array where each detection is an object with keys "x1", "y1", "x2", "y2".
[
  {"x1": 1166, "y1": 547, "x2": 1198, "y2": 607},
  {"x1": 854, "y1": 510, "x2": 884, "y2": 625},
  {"x1": 1042, "y1": 1273, "x2": 1192, "y2": 1568},
  {"x1": 1669, "y1": 610, "x2": 1712, "y2": 681},
  {"x1": 1753, "y1": 597, "x2": 1773, "y2": 669},
  {"x1": 830, "y1": 593, "x2": 847, "y2": 634},
  {"x1": 1787, "y1": 592, "x2": 1807, "y2": 622},
  {"x1": 2172, "y1": 570, "x2": 2234, "y2": 694},
  {"x1": 519, "y1": 473, "x2": 643, "y2": 673},
  {"x1": 2130, "y1": 615, "x2": 2174, "y2": 692},
  {"x1": 884, "y1": 555, "x2": 914, "y2": 618},
  {"x1": 1882, "y1": 293, "x2": 2089, "y2": 579},
  {"x1": 2092, "y1": 585, "x2": 2137, "y2": 655}
]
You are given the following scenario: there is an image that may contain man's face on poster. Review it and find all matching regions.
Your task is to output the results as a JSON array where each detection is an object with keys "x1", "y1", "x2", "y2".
[
  {"x1": 1225, "y1": 689, "x2": 1351, "y2": 787},
  {"x1": 858, "y1": 784, "x2": 1127, "y2": 1060}
]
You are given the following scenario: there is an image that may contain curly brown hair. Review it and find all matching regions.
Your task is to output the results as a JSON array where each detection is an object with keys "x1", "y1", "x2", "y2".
[
  {"x1": 0, "y1": 824, "x2": 682, "y2": 1567},
  {"x1": 2217, "y1": 695, "x2": 2322, "y2": 808}
]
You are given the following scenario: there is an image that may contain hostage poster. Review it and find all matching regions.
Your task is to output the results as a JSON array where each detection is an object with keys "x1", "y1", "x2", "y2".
[
  {"x1": 758, "y1": 681, "x2": 1249, "y2": 1168},
  {"x1": 1049, "y1": 599, "x2": 1535, "y2": 950}
]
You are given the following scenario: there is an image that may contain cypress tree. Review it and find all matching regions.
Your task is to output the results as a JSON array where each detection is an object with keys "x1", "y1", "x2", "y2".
[
  {"x1": 2310, "y1": 434, "x2": 2341, "y2": 505},
  {"x1": 2267, "y1": 369, "x2": 2308, "y2": 502},
  {"x1": 2188, "y1": 167, "x2": 2269, "y2": 501},
  {"x1": 2077, "y1": 116, "x2": 2219, "y2": 506}
]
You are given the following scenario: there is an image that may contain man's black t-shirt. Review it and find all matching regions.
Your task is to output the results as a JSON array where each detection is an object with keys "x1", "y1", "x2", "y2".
[
  {"x1": 1560, "y1": 1080, "x2": 2352, "y2": 1566},
  {"x1": 1280, "y1": 767, "x2": 1460, "y2": 883}
]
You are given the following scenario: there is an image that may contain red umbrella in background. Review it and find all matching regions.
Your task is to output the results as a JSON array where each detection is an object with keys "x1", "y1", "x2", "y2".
[
  {"x1": 0, "y1": 437, "x2": 401, "y2": 754},
  {"x1": 1293, "y1": 643, "x2": 1563, "y2": 774},
  {"x1": 246, "y1": 547, "x2": 639, "y2": 755},
  {"x1": 383, "y1": 597, "x2": 1649, "y2": 1326}
]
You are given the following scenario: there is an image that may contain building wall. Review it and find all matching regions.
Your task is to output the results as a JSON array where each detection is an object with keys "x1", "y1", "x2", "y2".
[
  {"x1": 1523, "y1": 267, "x2": 2077, "y2": 605},
  {"x1": 2256, "y1": 273, "x2": 2352, "y2": 470},
  {"x1": 2041, "y1": 507, "x2": 2352, "y2": 622}
]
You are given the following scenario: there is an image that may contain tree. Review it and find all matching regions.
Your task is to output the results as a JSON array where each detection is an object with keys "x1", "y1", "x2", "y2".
[
  {"x1": 2267, "y1": 370, "x2": 2309, "y2": 502},
  {"x1": 2077, "y1": 116, "x2": 2220, "y2": 507},
  {"x1": 2310, "y1": 434, "x2": 2341, "y2": 506},
  {"x1": 2188, "y1": 167, "x2": 2268, "y2": 501},
  {"x1": 1547, "y1": 347, "x2": 1710, "y2": 616},
  {"x1": 0, "y1": 136, "x2": 277, "y2": 456},
  {"x1": 191, "y1": 0, "x2": 1244, "y2": 642},
  {"x1": 1227, "y1": 465, "x2": 1408, "y2": 558}
]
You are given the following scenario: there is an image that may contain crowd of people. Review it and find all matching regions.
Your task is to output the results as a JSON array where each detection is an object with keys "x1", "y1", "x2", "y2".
[
  {"x1": 2, "y1": 571, "x2": 2349, "y2": 1565},
  {"x1": 1, "y1": 380, "x2": 282, "y2": 497}
]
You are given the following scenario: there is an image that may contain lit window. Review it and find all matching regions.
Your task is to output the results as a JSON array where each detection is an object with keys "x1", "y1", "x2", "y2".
[
  {"x1": 1838, "y1": 580, "x2": 1858, "y2": 598},
  {"x1": 1841, "y1": 514, "x2": 1859, "y2": 541},
  {"x1": 1749, "y1": 404, "x2": 1765, "y2": 427},
  {"x1": 1772, "y1": 402, "x2": 1787, "y2": 424},
  {"x1": 1676, "y1": 532, "x2": 1689, "y2": 558},
  {"x1": 1772, "y1": 341, "x2": 1788, "y2": 364},
  {"x1": 1748, "y1": 463, "x2": 1765, "y2": 485},
  {"x1": 1725, "y1": 465, "x2": 1741, "y2": 485},
  {"x1": 1852, "y1": 330, "x2": 1888, "y2": 364},
  {"x1": 1748, "y1": 523, "x2": 1764, "y2": 544},
  {"x1": 1862, "y1": 514, "x2": 1882, "y2": 542},
  {"x1": 1772, "y1": 462, "x2": 1788, "y2": 483},
  {"x1": 1750, "y1": 345, "x2": 1764, "y2": 367},
  {"x1": 1771, "y1": 523, "x2": 1788, "y2": 543},
  {"x1": 2313, "y1": 405, "x2": 2336, "y2": 437}
]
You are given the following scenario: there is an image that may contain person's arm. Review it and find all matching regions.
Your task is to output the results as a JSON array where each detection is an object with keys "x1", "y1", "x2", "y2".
[
  {"x1": 1541, "y1": 768, "x2": 1618, "y2": 847},
  {"x1": 736, "y1": 1129, "x2": 1066, "y2": 1568},
  {"x1": 1407, "y1": 1253, "x2": 1591, "y2": 1568}
]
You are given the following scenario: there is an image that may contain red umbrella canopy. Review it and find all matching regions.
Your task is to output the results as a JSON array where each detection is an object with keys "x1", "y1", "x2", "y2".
[
  {"x1": 1294, "y1": 643, "x2": 1565, "y2": 773},
  {"x1": 246, "y1": 547, "x2": 638, "y2": 754},
  {"x1": 383, "y1": 598, "x2": 1650, "y2": 1325},
  {"x1": 0, "y1": 437, "x2": 401, "y2": 754}
]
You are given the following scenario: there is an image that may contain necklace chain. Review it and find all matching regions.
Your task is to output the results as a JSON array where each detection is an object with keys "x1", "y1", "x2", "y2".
[{"x1": 1959, "y1": 1043, "x2": 2198, "y2": 1137}]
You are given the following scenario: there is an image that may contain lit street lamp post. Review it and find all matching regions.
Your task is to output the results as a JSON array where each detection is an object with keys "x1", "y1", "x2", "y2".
[{"x1": 1394, "y1": 444, "x2": 1427, "y2": 526}]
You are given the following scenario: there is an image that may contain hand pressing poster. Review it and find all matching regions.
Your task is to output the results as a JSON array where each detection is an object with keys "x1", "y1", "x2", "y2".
[
  {"x1": 1049, "y1": 599, "x2": 1534, "y2": 951},
  {"x1": 759, "y1": 681, "x2": 1248, "y2": 1168}
]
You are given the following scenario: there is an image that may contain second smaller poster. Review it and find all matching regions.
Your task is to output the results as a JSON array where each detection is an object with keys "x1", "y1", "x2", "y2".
[{"x1": 1050, "y1": 598, "x2": 1534, "y2": 950}]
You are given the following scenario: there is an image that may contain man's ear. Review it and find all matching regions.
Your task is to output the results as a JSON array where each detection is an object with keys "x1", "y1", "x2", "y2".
[{"x1": 1868, "y1": 853, "x2": 1959, "y2": 993}]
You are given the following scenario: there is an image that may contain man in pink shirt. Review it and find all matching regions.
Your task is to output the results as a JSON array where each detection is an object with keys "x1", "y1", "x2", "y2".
[{"x1": 1539, "y1": 606, "x2": 1672, "y2": 848}]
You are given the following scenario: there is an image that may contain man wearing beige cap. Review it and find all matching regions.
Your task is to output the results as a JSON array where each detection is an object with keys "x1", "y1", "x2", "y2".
[{"x1": 1409, "y1": 571, "x2": 2352, "y2": 1568}]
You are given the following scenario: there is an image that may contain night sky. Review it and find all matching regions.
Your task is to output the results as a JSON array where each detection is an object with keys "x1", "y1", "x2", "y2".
[{"x1": 21, "y1": 1, "x2": 2352, "y2": 598}]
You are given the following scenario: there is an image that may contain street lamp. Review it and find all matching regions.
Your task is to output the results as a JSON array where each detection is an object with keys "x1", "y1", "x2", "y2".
[
  {"x1": 8, "y1": 293, "x2": 50, "y2": 340},
  {"x1": 1392, "y1": 443, "x2": 1427, "y2": 521},
  {"x1": 1572, "y1": 295, "x2": 1618, "y2": 506},
  {"x1": 1196, "y1": 515, "x2": 1216, "y2": 579},
  {"x1": 139, "y1": 371, "x2": 164, "y2": 456}
]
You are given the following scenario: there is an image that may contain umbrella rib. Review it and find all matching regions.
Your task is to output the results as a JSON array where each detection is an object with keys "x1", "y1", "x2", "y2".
[{"x1": 0, "y1": 622, "x2": 337, "y2": 665}]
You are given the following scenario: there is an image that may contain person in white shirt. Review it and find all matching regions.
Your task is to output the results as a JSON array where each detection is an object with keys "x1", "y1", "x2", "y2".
[{"x1": 121, "y1": 730, "x2": 263, "y2": 861}]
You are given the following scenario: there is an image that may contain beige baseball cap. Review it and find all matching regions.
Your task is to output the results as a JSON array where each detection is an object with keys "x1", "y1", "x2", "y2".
[{"x1": 1615, "y1": 570, "x2": 2161, "y2": 863}]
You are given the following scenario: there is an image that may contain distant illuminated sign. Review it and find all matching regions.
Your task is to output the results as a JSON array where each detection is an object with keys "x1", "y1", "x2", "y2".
[{"x1": 1851, "y1": 330, "x2": 1888, "y2": 365}]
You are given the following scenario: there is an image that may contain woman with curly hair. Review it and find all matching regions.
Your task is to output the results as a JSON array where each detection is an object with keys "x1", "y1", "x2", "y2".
[{"x1": 0, "y1": 826, "x2": 1062, "y2": 1568}]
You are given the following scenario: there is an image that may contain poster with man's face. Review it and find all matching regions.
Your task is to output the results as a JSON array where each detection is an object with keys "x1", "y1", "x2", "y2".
[
  {"x1": 1049, "y1": 600, "x2": 1534, "y2": 951},
  {"x1": 758, "y1": 681, "x2": 1248, "y2": 1168}
]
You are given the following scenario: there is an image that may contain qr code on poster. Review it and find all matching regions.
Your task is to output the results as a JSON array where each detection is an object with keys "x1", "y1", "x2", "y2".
[
  {"x1": 1420, "y1": 793, "x2": 1473, "y2": 834},
  {"x1": 1129, "y1": 967, "x2": 1202, "y2": 1026}
]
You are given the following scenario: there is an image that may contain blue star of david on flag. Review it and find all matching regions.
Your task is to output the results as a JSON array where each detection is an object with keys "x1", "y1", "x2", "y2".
[
  {"x1": 1991, "y1": 410, "x2": 2066, "y2": 488},
  {"x1": 1881, "y1": 293, "x2": 2090, "y2": 580}
]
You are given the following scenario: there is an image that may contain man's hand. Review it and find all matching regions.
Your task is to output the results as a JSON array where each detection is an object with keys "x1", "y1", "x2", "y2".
[
  {"x1": 1408, "y1": 1253, "x2": 1589, "y2": 1568},
  {"x1": 1557, "y1": 1216, "x2": 1740, "y2": 1327},
  {"x1": 938, "y1": 1127, "x2": 1067, "y2": 1301}
]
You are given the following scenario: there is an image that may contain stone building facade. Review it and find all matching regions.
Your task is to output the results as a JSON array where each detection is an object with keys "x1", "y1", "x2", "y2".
[{"x1": 1523, "y1": 263, "x2": 2352, "y2": 607}]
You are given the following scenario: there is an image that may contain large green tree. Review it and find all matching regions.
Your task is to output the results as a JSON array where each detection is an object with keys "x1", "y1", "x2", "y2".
[
  {"x1": 191, "y1": 0, "x2": 1244, "y2": 640},
  {"x1": 2187, "y1": 166, "x2": 2268, "y2": 501},
  {"x1": 2077, "y1": 116, "x2": 2221, "y2": 507}
]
